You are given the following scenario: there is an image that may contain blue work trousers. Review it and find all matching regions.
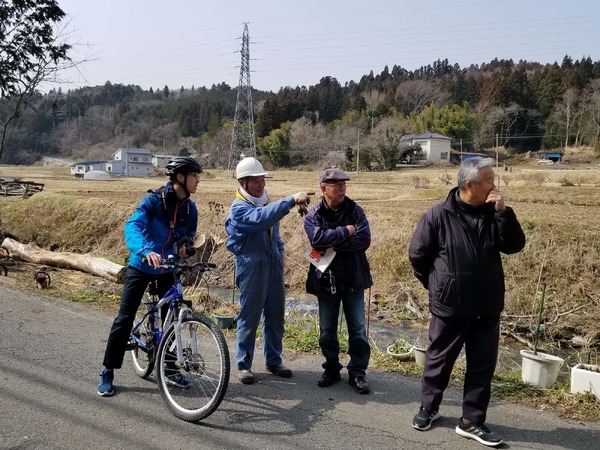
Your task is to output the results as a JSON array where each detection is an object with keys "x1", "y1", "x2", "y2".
[
  {"x1": 420, "y1": 314, "x2": 500, "y2": 424},
  {"x1": 317, "y1": 288, "x2": 370, "y2": 378},
  {"x1": 235, "y1": 252, "x2": 286, "y2": 370},
  {"x1": 103, "y1": 266, "x2": 173, "y2": 370}
]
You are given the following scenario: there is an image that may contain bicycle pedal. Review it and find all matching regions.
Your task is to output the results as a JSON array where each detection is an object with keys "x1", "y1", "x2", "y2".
[{"x1": 125, "y1": 339, "x2": 137, "y2": 351}]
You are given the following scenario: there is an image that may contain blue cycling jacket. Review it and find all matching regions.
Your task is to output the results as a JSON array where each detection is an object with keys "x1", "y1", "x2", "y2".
[{"x1": 125, "y1": 182, "x2": 198, "y2": 275}]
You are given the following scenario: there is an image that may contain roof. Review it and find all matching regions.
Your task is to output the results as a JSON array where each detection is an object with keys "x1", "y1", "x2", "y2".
[
  {"x1": 71, "y1": 160, "x2": 108, "y2": 166},
  {"x1": 400, "y1": 132, "x2": 453, "y2": 141}
]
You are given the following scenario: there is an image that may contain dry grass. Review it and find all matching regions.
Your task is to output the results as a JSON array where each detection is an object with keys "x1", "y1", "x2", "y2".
[{"x1": 1, "y1": 162, "x2": 600, "y2": 346}]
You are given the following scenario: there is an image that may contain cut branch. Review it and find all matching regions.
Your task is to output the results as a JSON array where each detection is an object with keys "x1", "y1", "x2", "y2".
[{"x1": 1, "y1": 237, "x2": 125, "y2": 283}]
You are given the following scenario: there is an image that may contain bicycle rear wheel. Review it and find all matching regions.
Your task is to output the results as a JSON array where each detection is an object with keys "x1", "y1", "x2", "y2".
[
  {"x1": 156, "y1": 313, "x2": 230, "y2": 422},
  {"x1": 130, "y1": 310, "x2": 155, "y2": 378}
]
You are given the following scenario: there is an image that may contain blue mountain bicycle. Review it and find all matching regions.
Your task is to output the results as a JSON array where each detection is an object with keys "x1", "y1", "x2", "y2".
[{"x1": 128, "y1": 256, "x2": 230, "y2": 422}]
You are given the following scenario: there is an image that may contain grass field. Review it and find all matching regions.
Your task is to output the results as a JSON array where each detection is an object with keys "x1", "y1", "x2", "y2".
[{"x1": 1, "y1": 162, "x2": 600, "y2": 351}]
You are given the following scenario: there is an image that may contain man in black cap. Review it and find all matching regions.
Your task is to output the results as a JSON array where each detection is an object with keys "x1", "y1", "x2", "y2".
[{"x1": 303, "y1": 168, "x2": 373, "y2": 394}]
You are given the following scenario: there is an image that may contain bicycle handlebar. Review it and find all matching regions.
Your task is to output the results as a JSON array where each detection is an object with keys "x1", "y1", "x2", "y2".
[{"x1": 142, "y1": 256, "x2": 216, "y2": 272}]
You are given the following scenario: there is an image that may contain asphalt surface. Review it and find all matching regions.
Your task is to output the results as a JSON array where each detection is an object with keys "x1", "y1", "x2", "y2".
[{"x1": 1, "y1": 285, "x2": 599, "y2": 450}]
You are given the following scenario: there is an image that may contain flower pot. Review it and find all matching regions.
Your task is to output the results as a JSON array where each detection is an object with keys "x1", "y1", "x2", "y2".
[
  {"x1": 213, "y1": 314, "x2": 235, "y2": 329},
  {"x1": 386, "y1": 345, "x2": 413, "y2": 361},
  {"x1": 570, "y1": 364, "x2": 600, "y2": 398},
  {"x1": 412, "y1": 346, "x2": 427, "y2": 366},
  {"x1": 520, "y1": 349, "x2": 564, "y2": 388}
]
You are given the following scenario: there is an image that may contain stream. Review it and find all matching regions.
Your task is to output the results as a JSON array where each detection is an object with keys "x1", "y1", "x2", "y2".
[{"x1": 208, "y1": 286, "x2": 583, "y2": 382}]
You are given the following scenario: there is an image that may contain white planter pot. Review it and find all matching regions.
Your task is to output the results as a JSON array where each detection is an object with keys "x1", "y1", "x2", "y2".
[
  {"x1": 570, "y1": 364, "x2": 600, "y2": 398},
  {"x1": 520, "y1": 349, "x2": 564, "y2": 388},
  {"x1": 412, "y1": 346, "x2": 427, "y2": 366},
  {"x1": 386, "y1": 345, "x2": 413, "y2": 361}
]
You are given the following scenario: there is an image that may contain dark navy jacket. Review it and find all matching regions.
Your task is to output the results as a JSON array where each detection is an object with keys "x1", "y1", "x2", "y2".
[
  {"x1": 409, "y1": 187, "x2": 525, "y2": 319},
  {"x1": 304, "y1": 197, "x2": 373, "y2": 295}
]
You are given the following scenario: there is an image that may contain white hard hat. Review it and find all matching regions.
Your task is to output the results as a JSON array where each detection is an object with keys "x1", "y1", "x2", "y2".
[{"x1": 235, "y1": 157, "x2": 269, "y2": 179}]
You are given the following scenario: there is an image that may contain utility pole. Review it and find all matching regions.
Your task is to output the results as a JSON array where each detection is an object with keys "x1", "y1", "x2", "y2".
[
  {"x1": 495, "y1": 133, "x2": 499, "y2": 176},
  {"x1": 460, "y1": 138, "x2": 463, "y2": 162},
  {"x1": 356, "y1": 128, "x2": 360, "y2": 173},
  {"x1": 228, "y1": 23, "x2": 256, "y2": 172}
]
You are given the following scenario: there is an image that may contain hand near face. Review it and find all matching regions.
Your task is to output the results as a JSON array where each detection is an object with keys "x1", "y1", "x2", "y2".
[{"x1": 485, "y1": 189, "x2": 506, "y2": 211}]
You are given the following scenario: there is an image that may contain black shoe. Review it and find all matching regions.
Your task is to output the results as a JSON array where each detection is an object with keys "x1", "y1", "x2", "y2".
[
  {"x1": 348, "y1": 376, "x2": 370, "y2": 394},
  {"x1": 455, "y1": 418, "x2": 504, "y2": 447},
  {"x1": 238, "y1": 369, "x2": 254, "y2": 385},
  {"x1": 266, "y1": 364, "x2": 292, "y2": 378},
  {"x1": 412, "y1": 406, "x2": 440, "y2": 431},
  {"x1": 318, "y1": 370, "x2": 341, "y2": 387}
]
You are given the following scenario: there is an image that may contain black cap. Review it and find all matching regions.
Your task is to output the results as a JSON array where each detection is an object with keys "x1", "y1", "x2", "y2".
[{"x1": 320, "y1": 168, "x2": 350, "y2": 184}]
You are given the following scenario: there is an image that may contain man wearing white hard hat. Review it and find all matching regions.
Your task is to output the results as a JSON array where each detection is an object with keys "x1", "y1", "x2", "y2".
[{"x1": 225, "y1": 157, "x2": 309, "y2": 385}]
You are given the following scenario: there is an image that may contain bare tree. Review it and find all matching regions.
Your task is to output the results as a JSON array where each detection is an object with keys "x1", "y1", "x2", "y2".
[
  {"x1": 0, "y1": 0, "x2": 79, "y2": 160},
  {"x1": 561, "y1": 88, "x2": 579, "y2": 150},
  {"x1": 394, "y1": 79, "x2": 451, "y2": 116}
]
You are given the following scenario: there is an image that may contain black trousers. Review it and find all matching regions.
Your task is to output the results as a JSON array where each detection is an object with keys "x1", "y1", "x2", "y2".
[
  {"x1": 103, "y1": 266, "x2": 174, "y2": 370},
  {"x1": 420, "y1": 314, "x2": 500, "y2": 424}
]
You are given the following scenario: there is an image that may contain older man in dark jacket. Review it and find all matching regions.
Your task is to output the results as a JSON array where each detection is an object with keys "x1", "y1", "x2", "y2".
[
  {"x1": 304, "y1": 168, "x2": 373, "y2": 394},
  {"x1": 409, "y1": 157, "x2": 525, "y2": 447}
]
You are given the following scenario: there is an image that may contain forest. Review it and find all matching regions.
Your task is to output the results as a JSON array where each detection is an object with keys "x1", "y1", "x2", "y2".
[{"x1": 1, "y1": 55, "x2": 600, "y2": 170}]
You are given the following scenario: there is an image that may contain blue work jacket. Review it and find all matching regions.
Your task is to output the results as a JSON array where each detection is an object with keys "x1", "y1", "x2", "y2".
[{"x1": 225, "y1": 194, "x2": 295, "y2": 257}]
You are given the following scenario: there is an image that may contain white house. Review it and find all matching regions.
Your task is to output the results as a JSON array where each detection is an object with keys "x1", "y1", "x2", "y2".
[
  {"x1": 70, "y1": 160, "x2": 109, "y2": 178},
  {"x1": 400, "y1": 132, "x2": 453, "y2": 164},
  {"x1": 107, "y1": 148, "x2": 154, "y2": 176},
  {"x1": 152, "y1": 154, "x2": 178, "y2": 168}
]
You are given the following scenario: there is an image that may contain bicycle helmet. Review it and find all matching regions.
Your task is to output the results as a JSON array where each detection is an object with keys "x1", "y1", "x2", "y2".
[{"x1": 165, "y1": 156, "x2": 203, "y2": 177}]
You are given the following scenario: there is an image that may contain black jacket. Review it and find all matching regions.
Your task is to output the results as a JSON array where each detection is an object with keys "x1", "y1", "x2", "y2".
[
  {"x1": 304, "y1": 197, "x2": 373, "y2": 295},
  {"x1": 409, "y1": 187, "x2": 525, "y2": 319}
]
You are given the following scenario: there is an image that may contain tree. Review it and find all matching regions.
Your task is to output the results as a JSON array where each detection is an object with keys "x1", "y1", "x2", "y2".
[{"x1": 0, "y1": 0, "x2": 76, "y2": 160}]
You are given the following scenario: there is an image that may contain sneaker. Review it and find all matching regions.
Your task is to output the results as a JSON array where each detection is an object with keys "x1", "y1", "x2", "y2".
[
  {"x1": 166, "y1": 373, "x2": 191, "y2": 388},
  {"x1": 266, "y1": 364, "x2": 292, "y2": 378},
  {"x1": 318, "y1": 370, "x2": 341, "y2": 387},
  {"x1": 238, "y1": 369, "x2": 254, "y2": 385},
  {"x1": 348, "y1": 376, "x2": 370, "y2": 394},
  {"x1": 98, "y1": 368, "x2": 114, "y2": 397},
  {"x1": 455, "y1": 418, "x2": 504, "y2": 447},
  {"x1": 411, "y1": 406, "x2": 440, "y2": 431}
]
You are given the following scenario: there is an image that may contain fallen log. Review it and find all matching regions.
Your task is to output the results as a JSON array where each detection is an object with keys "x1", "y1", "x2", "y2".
[{"x1": 1, "y1": 238, "x2": 126, "y2": 283}]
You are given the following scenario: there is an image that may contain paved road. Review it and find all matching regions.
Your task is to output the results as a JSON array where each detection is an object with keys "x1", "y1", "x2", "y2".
[{"x1": 1, "y1": 285, "x2": 598, "y2": 450}]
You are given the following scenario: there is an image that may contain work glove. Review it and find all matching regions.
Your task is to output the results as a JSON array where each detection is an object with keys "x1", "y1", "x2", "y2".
[{"x1": 292, "y1": 192, "x2": 309, "y2": 205}]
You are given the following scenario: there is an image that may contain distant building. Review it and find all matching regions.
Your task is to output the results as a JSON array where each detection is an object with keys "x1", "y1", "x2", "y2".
[
  {"x1": 107, "y1": 148, "x2": 154, "y2": 176},
  {"x1": 152, "y1": 154, "x2": 178, "y2": 168},
  {"x1": 400, "y1": 132, "x2": 452, "y2": 164},
  {"x1": 538, "y1": 152, "x2": 562, "y2": 164},
  {"x1": 70, "y1": 160, "x2": 109, "y2": 178}
]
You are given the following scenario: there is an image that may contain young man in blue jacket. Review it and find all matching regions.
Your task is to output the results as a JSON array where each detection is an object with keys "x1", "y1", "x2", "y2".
[
  {"x1": 409, "y1": 157, "x2": 525, "y2": 447},
  {"x1": 304, "y1": 168, "x2": 373, "y2": 394},
  {"x1": 225, "y1": 157, "x2": 308, "y2": 385},
  {"x1": 98, "y1": 156, "x2": 202, "y2": 396}
]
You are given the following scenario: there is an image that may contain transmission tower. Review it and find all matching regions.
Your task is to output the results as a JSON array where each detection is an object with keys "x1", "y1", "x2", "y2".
[{"x1": 228, "y1": 23, "x2": 256, "y2": 171}]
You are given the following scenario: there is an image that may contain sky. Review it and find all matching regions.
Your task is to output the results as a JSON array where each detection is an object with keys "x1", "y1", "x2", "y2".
[{"x1": 48, "y1": 0, "x2": 600, "y2": 93}]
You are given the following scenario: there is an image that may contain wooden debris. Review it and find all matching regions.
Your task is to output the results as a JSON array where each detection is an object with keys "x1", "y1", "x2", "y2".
[{"x1": 1, "y1": 238, "x2": 126, "y2": 283}]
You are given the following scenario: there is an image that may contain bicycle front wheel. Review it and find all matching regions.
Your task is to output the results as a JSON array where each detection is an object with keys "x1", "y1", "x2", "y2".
[{"x1": 156, "y1": 313, "x2": 230, "y2": 422}]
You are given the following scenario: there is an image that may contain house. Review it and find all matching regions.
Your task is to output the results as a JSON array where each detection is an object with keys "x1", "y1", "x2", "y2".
[
  {"x1": 152, "y1": 154, "x2": 178, "y2": 168},
  {"x1": 107, "y1": 148, "x2": 154, "y2": 176},
  {"x1": 400, "y1": 132, "x2": 453, "y2": 164},
  {"x1": 70, "y1": 160, "x2": 110, "y2": 178}
]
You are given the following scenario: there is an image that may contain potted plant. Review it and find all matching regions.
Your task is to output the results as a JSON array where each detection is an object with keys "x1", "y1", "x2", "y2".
[
  {"x1": 570, "y1": 351, "x2": 600, "y2": 399},
  {"x1": 412, "y1": 334, "x2": 428, "y2": 367},
  {"x1": 520, "y1": 283, "x2": 564, "y2": 388},
  {"x1": 212, "y1": 306, "x2": 236, "y2": 329},
  {"x1": 387, "y1": 337, "x2": 413, "y2": 361}
]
